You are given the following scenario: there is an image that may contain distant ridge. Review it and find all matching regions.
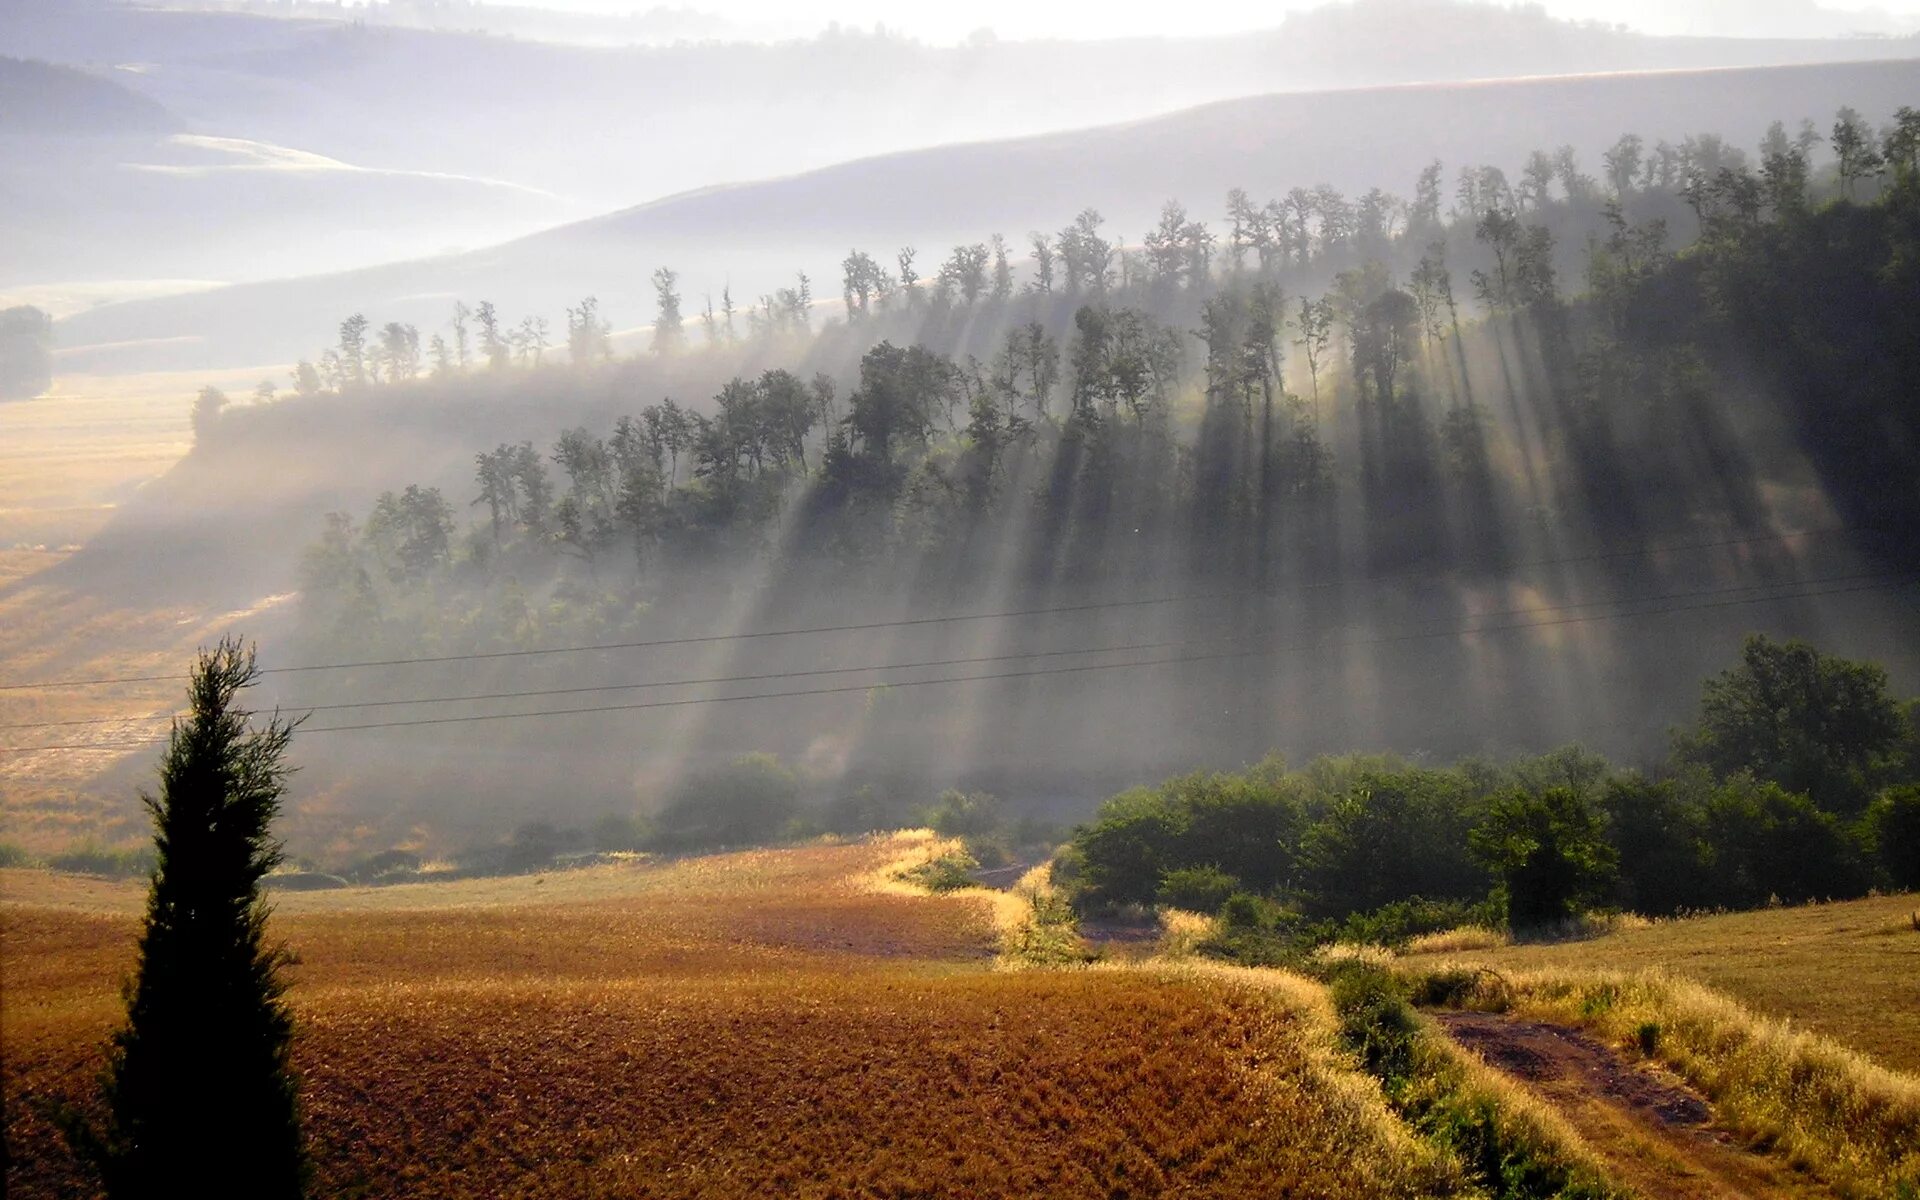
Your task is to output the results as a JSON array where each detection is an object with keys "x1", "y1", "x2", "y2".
[{"x1": 54, "y1": 56, "x2": 1920, "y2": 372}]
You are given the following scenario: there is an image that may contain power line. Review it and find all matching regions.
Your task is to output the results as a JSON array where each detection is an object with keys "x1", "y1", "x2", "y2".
[
  {"x1": 0, "y1": 524, "x2": 1866, "y2": 693},
  {"x1": 0, "y1": 567, "x2": 1895, "y2": 733},
  {"x1": 6, "y1": 571, "x2": 1908, "y2": 754}
]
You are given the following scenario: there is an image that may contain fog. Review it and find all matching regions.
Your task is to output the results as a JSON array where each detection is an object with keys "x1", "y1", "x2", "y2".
[{"x1": 3, "y1": 0, "x2": 1918, "y2": 866}]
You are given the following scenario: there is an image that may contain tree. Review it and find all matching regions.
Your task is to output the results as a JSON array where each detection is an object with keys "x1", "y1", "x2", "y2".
[
  {"x1": 565, "y1": 296, "x2": 610, "y2": 363},
  {"x1": 375, "y1": 322, "x2": 420, "y2": 382},
  {"x1": 290, "y1": 360, "x2": 321, "y2": 397},
  {"x1": 1027, "y1": 232, "x2": 1055, "y2": 294},
  {"x1": 191, "y1": 386, "x2": 228, "y2": 442},
  {"x1": 1867, "y1": 785, "x2": 1920, "y2": 890},
  {"x1": 0, "y1": 304, "x2": 54, "y2": 399},
  {"x1": 68, "y1": 641, "x2": 306, "y2": 1198},
  {"x1": 1676, "y1": 635, "x2": 1906, "y2": 814},
  {"x1": 1832, "y1": 106, "x2": 1884, "y2": 199},
  {"x1": 651, "y1": 268, "x2": 685, "y2": 355},
  {"x1": 474, "y1": 302, "x2": 509, "y2": 371},
  {"x1": 1471, "y1": 787, "x2": 1617, "y2": 931},
  {"x1": 1294, "y1": 296, "x2": 1334, "y2": 423},
  {"x1": 336, "y1": 314, "x2": 369, "y2": 388}
]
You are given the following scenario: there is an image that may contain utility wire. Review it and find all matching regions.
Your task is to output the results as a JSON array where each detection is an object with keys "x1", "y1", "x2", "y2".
[
  {"x1": 0, "y1": 524, "x2": 1866, "y2": 693},
  {"x1": 6, "y1": 571, "x2": 1908, "y2": 754},
  {"x1": 0, "y1": 567, "x2": 1897, "y2": 733}
]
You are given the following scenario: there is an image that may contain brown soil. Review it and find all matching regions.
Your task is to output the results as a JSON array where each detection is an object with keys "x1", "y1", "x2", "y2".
[{"x1": 1434, "y1": 1011, "x2": 1833, "y2": 1200}]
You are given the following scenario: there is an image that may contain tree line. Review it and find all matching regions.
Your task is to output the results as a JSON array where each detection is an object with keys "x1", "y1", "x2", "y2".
[{"x1": 1064, "y1": 635, "x2": 1920, "y2": 949}]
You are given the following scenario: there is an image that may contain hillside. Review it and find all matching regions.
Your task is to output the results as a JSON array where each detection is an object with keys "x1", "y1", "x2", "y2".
[
  {"x1": 54, "y1": 56, "x2": 1920, "y2": 372},
  {"x1": 0, "y1": 57, "x2": 178, "y2": 137},
  {"x1": 1403, "y1": 894, "x2": 1920, "y2": 1075},
  {"x1": 0, "y1": 839, "x2": 1451, "y2": 1200},
  {"x1": 9, "y1": 0, "x2": 1920, "y2": 293}
]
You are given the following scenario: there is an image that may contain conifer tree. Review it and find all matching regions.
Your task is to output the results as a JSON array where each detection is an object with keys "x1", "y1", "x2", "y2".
[{"x1": 72, "y1": 640, "x2": 306, "y2": 1198}]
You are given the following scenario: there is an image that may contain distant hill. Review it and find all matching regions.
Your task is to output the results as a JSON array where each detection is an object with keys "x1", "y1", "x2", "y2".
[
  {"x1": 54, "y1": 56, "x2": 1920, "y2": 372},
  {"x1": 6, "y1": 0, "x2": 1918, "y2": 254},
  {"x1": 0, "y1": 56, "x2": 177, "y2": 136}
]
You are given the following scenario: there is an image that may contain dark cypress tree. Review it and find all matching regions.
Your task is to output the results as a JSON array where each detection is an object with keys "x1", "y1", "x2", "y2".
[{"x1": 71, "y1": 640, "x2": 306, "y2": 1197}]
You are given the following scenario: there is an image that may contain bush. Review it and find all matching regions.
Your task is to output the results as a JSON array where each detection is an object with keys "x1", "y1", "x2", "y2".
[
  {"x1": 1158, "y1": 865, "x2": 1239, "y2": 913},
  {"x1": 927, "y1": 789, "x2": 1004, "y2": 838},
  {"x1": 652, "y1": 753, "x2": 801, "y2": 851},
  {"x1": 899, "y1": 851, "x2": 977, "y2": 893},
  {"x1": 1197, "y1": 892, "x2": 1311, "y2": 967},
  {"x1": 1866, "y1": 785, "x2": 1920, "y2": 890},
  {"x1": 590, "y1": 812, "x2": 651, "y2": 853},
  {"x1": 0, "y1": 840, "x2": 38, "y2": 867},
  {"x1": 1470, "y1": 787, "x2": 1618, "y2": 932},
  {"x1": 343, "y1": 848, "x2": 422, "y2": 883},
  {"x1": 1337, "y1": 897, "x2": 1502, "y2": 948},
  {"x1": 49, "y1": 840, "x2": 154, "y2": 878}
]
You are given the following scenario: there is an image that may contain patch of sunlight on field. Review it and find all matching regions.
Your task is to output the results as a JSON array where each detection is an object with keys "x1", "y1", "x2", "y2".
[
  {"x1": 0, "y1": 579, "x2": 300, "y2": 851},
  {"x1": 1, "y1": 839, "x2": 1435, "y2": 1200},
  {"x1": 0, "y1": 366, "x2": 308, "y2": 850},
  {"x1": 0, "y1": 365, "x2": 285, "y2": 551},
  {"x1": 1401, "y1": 893, "x2": 1920, "y2": 1074}
]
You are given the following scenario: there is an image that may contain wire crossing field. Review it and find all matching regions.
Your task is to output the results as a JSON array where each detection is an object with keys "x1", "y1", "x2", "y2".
[{"x1": 3, "y1": 840, "x2": 1434, "y2": 1199}]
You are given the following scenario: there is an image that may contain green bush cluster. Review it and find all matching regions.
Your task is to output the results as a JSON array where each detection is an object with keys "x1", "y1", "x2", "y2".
[{"x1": 1069, "y1": 637, "x2": 1920, "y2": 939}]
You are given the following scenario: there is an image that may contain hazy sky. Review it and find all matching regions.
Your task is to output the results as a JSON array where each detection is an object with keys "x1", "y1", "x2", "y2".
[{"x1": 505, "y1": 0, "x2": 1920, "y2": 41}]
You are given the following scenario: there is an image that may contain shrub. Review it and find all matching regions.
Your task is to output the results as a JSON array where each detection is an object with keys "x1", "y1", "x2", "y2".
[
  {"x1": 1866, "y1": 785, "x2": 1920, "y2": 890},
  {"x1": 590, "y1": 812, "x2": 651, "y2": 853},
  {"x1": 49, "y1": 840, "x2": 155, "y2": 878},
  {"x1": 898, "y1": 851, "x2": 977, "y2": 893},
  {"x1": 343, "y1": 848, "x2": 422, "y2": 883},
  {"x1": 927, "y1": 789, "x2": 1004, "y2": 838},
  {"x1": 1157, "y1": 865, "x2": 1239, "y2": 913},
  {"x1": 652, "y1": 753, "x2": 801, "y2": 851},
  {"x1": 0, "y1": 840, "x2": 39, "y2": 867},
  {"x1": 1470, "y1": 787, "x2": 1618, "y2": 932}
]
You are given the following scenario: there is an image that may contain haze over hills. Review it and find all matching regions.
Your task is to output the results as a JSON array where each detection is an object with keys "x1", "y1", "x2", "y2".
[
  {"x1": 50, "y1": 55, "x2": 1920, "y2": 372},
  {"x1": 6, "y1": 0, "x2": 1920, "y2": 295}
]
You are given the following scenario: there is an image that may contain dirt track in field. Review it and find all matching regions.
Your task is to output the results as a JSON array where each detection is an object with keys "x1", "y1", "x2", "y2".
[{"x1": 1434, "y1": 1011, "x2": 1833, "y2": 1200}]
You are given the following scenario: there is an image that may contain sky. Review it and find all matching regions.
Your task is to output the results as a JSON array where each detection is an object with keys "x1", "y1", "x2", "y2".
[{"x1": 494, "y1": 0, "x2": 1920, "y2": 41}]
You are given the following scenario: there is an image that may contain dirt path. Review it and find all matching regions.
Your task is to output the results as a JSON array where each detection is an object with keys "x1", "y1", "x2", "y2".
[{"x1": 1434, "y1": 1011, "x2": 1832, "y2": 1200}]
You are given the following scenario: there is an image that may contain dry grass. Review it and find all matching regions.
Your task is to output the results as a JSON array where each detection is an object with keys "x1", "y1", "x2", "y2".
[
  {"x1": 1155, "y1": 908, "x2": 1216, "y2": 959},
  {"x1": 4, "y1": 839, "x2": 1460, "y2": 1199},
  {"x1": 1409, "y1": 965, "x2": 1920, "y2": 1197},
  {"x1": 1401, "y1": 893, "x2": 1920, "y2": 1075},
  {"x1": 1404, "y1": 926, "x2": 1512, "y2": 954}
]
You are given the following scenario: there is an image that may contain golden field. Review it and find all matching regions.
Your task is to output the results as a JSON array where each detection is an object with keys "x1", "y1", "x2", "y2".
[
  {"x1": 0, "y1": 366, "x2": 299, "y2": 851},
  {"x1": 3, "y1": 838, "x2": 1445, "y2": 1200},
  {"x1": 1400, "y1": 893, "x2": 1920, "y2": 1076}
]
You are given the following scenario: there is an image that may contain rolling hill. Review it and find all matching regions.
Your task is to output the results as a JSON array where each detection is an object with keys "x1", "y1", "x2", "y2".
[{"x1": 52, "y1": 56, "x2": 1920, "y2": 372}]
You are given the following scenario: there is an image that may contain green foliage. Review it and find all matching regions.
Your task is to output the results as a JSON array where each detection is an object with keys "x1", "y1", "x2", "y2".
[
  {"x1": 0, "y1": 840, "x2": 39, "y2": 867},
  {"x1": 1470, "y1": 787, "x2": 1618, "y2": 932},
  {"x1": 1676, "y1": 635, "x2": 1906, "y2": 815},
  {"x1": 48, "y1": 840, "x2": 156, "y2": 878},
  {"x1": 1865, "y1": 785, "x2": 1920, "y2": 891},
  {"x1": 1197, "y1": 892, "x2": 1310, "y2": 967},
  {"x1": 590, "y1": 812, "x2": 652, "y2": 853},
  {"x1": 1072, "y1": 763, "x2": 1306, "y2": 910},
  {"x1": 67, "y1": 640, "x2": 307, "y2": 1197},
  {"x1": 899, "y1": 851, "x2": 978, "y2": 893},
  {"x1": 1297, "y1": 768, "x2": 1486, "y2": 917},
  {"x1": 1336, "y1": 897, "x2": 1503, "y2": 947},
  {"x1": 651, "y1": 753, "x2": 801, "y2": 852},
  {"x1": 1699, "y1": 776, "x2": 1871, "y2": 906},
  {"x1": 1326, "y1": 963, "x2": 1623, "y2": 1200},
  {"x1": 926, "y1": 789, "x2": 1004, "y2": 838},
  {"x1": 1157, "y1": 864, "x2": 1239, "y2": 913}
]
